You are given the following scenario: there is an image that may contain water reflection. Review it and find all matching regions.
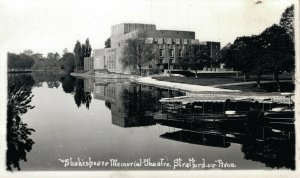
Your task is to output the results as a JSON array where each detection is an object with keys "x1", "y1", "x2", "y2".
[
  {"x1": 7, "y1": 74, "x2": 35, "y2": 171},
  {"x1": 31, "y1": 71, "x2": 62, "y2": 88},
  {"x1": 47, "y1": 76, "x2": 297, "y2": 170},
  {"x1": 156, "y1": 118, "x2": 295, "y2": 169},
  {"x1": 74, "y1": 79, "x2": 92, "y2": 109},
  {"x1": 61, "y1": 74, "x2": 76, "y2": 93},
  {"x1": 7, "y1": 73, "x2": 295, "y2": 170},
  {"x1": 89, "y1": 79, "x2": 184, "y2": 127}
]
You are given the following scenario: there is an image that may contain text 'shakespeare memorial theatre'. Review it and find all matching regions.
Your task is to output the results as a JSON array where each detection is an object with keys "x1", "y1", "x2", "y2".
[{"x1": 90, "y1": 23, "x2": 222, "y2": 74}]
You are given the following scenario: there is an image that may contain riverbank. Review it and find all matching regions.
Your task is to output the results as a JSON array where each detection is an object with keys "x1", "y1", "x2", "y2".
[
  {"x1": 153, "y1": 74, "x2": 294, "y2": 92},
  {"x1": 71, "y1": 70, "x2": 139, "y2": 80},
  {"x1": 8, "y1": 69, "x2": 66, "y2": 74},
  {"x1": 71, "y1": 71, "x2": 294, "y2": 93},
  {"x1": 136, "y1": 77, "x2": 240, "y2": 92}
]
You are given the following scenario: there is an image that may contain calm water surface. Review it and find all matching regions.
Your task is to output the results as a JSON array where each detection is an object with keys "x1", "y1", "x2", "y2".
[{"x1": 7, "y1": 72, "x2": 295, "y2": 171}]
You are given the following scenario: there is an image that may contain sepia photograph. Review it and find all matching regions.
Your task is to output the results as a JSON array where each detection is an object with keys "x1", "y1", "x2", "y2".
[{"x1": 0, "y1": 0, "x2": 299, "y2": 177}]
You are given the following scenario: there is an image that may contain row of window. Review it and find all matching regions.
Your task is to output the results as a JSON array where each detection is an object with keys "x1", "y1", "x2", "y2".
[
  {"x1": 152, "y1": 38, "x2": 197, "y2": 45},
  {"x1": 107, "y1": 54, "x2": 116, "y2": 63},
  {"x1": 158, "y1": 59, "x2": 176, "y2": 64},
  {"x1": 159, "y1": 49, "x2": 183, "y2": 57},
  {"x1": 107, "y1": 63, "x2": 115, "y2": 69}
]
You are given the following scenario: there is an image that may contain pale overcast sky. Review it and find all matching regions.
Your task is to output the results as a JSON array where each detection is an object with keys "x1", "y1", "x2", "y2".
[{"x1": 0, "y1": 0, "x2": 294, "y2": 56}]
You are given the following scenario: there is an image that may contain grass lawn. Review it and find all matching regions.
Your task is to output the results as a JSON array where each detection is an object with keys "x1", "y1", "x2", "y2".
[
  {"x1": 152, "y1": 73, "x2": 294, "y2": 92},
  {"x1": 219, "y1": 82, "x2": 294, "y2": 92},
  {"x1": 153, "y1": 76, "x2": 241, "y2": 86}
]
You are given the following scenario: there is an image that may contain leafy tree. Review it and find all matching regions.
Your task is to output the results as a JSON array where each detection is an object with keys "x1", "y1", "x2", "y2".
[
  {"x1": 220, "y1": 43, "x2": 234, "y2": 68},
  {"x1": 7, "y1": 76, "x2": 35, "y2": 171},
  {"x1": 8, "y1": 53, "x2": 35, "y2": 70},
  {"x1": 32, "y1": 52, "x2": 61, "y2": 70},
  {"x1": 63, "y1": 48, "x2": 69, "y2": 54},
  {"x1": 22, "y1": 49, "x2": 33, "y2": 56},
  {"x1": 121, "y1": 32, "x2": 154, "y2": 75},
  {"x1": 84, "y1": 38, "x2": 92, "y2": 57},
  {"x1": 74, "y1": 41, "x2": 82, "y2": 70},
  {"x1": 221, "y1": 36, "x2": 262, "y2": 83},
  {"x1": 83, "y1": 38, "x2": 92, "y2": 70},
  {"x1": 61, "y1": 52, "x2": 76, "y2": 73},
  {"x1": 280, "y1": 4, "x2": 294, "y2": 40},
  {"x1": 8, "y1": 50, "x2": 63, "y2": 71},
  {"x1": 179, "y1": 44, "x2": 209, "y2": 78},
  {"x1": 260, "y1": 24, "x2": 294, "y2": 91},
  {"x1": 30, "y1": 53, "x2": 44, "y2": 61},
  {"x1": 105, "y1": 37, "x2": 111, "y2": 48},
  {"x1": 73, "y1": 39, "x2": 92, "y2": 70},
  {"x1": 47, "y1": 52, "x2": 60, "y2": 61}
]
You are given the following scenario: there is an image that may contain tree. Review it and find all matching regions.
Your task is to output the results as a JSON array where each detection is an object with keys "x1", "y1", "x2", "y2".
[
  {"x1": 73, "y1": 39, "x2": 92, "y2": 70},
  {"x1": 61, "y1": 52, "x2": 76, "y2": 73},
  {"x1": 84, "y1": 38, "x2": 92, "y2": 57},
  {"x1": 8, "y1": 53, "x2": 35, "y2": 70},
  {"x1": 74, "y1": 41, "x2": 82, "y2": 70},
  {"x1": 47, "y1": 52, "x2": 60, "y2": 61},
  {"x1": 121, "y1": 32, "x2": 154, "y2": 75},
  {"x1": 22, "y1": 49, "x2": 33, "y2": 56},
  {"x1": 260, "y1": 24, "x2": 294, "y2": 91},
  {"x1": 221, "y1": 36, "x2": 260, "y2": 83},
  {"x1": 280, "y1": 4, "x2": 294, "y2": 40},
  {"x1": 7, "y1": 76, "x2": 35, "y2": 171},
  {"x1": 83, "y1": 39, "x2": 92, "y2": 70},
  {"x1": 105, "y1": 37, "x2": 111, "y2": 48},
  {"x1": 63, "y1": 48, "x2": 69, "y2": 54},
  {"x1": 179, "y1": 44, "x2": 210, "y2": 78},
  {"x1": 220, "y1": 43, "x2": 234, "y2": 69}
]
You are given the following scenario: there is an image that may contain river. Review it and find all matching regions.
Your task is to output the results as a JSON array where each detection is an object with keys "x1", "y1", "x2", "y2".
[{"x1": 6, "y1": 72, "x2": 295, "y2": 171}]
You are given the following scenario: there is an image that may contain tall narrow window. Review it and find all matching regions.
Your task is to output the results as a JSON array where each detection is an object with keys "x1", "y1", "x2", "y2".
[
  {"x1": 179, "y1": 49, "x2": 182, "y2": 57},
  {"x1": 169, "y1": 49, "x2": 174, "y2": 57},
  {"x1": 159, "y1": 49, "x2": 164, "y2": 57}
]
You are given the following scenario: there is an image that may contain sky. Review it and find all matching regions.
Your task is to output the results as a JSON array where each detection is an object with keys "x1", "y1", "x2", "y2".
[{"x1": 0, "y1": 0, "x2": 295, "y2": 56}]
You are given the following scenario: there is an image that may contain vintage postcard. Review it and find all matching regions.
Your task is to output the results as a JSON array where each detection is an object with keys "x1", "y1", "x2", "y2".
[{"x1": 0, "y1": 0, "x2": 299, "y2": 177}]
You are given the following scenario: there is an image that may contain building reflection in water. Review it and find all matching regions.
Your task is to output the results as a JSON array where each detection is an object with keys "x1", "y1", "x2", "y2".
[
  {"x1": 72, "y1": 77, "x2": 296, "y2": 170},
  {"x1": 83, "y1": 78, "x2": 184, "y2": 127},
  {"x1": 7, "y1": 74, "x2": 36, "y2": 171}
]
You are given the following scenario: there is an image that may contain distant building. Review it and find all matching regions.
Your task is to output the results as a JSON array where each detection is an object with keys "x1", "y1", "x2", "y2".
[
  {"x1": 93, "y1": 49, "x2": 105, "y2": 71},
  {"x1": 84, "y1": 57, "x2": 94, "y2": 71},
  {"x1": 198, "y1": 41, "x2": 222, "y2": 71},
  {"x1": 92, "y1": 23, "x2": 222, "y2": 74}
]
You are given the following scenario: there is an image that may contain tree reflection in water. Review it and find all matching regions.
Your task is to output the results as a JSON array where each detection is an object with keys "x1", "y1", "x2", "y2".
[
  {"x1": 74, "y1": 79, "x2": 92, "y2": 109},
  {"x1": 31, "y1": 71, "x2": 62, "y2": 88},
  {"x1": 61, "y1": 74, "x2": 76, "y2": 93},
  {"x1": 7, "y1": 75, "x2": 35, "y2": 171},
  {"x1": 241, "y1": 123, "x2": 295, "y2": 170},
  {"x1": 157, "y1": 118, "x2": 295, "y2": 170}
]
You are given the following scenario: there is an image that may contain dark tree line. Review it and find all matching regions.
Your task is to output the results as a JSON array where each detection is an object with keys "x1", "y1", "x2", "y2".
[
  {"x1": 8, "y1": 50, "x2": 75, "y2": 73},
  {"x1": 8, "y1": 38, "x2": 92, "y2": 73},
  {"x1": 221, "y1": 5, "x2": 294, "y2": 91},
  {"x1": 8, "y1": 53, "x2": 35, "y2": 70}
]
